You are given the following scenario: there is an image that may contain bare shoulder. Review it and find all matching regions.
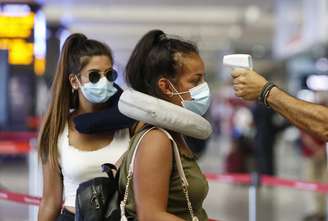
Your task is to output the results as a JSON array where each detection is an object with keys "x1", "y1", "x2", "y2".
[
  {"x1": 141, "y1": 128, "x2": 172, "y2": 149},
  {"x1": 135, "y1": 128, "x2": 173, "y2": 166},
  {"x1": 132, "y1": 128, "x2": 175, "y2": 215}
]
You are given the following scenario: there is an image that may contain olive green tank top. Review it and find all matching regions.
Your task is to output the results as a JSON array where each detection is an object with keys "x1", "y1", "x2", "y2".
[{"x1": 118, "y1": 127, "x2": 209, "y2": 221}]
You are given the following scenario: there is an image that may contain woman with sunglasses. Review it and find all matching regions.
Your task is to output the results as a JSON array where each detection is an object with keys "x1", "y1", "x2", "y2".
[{"x1": 37, "y1": 33, "x2": 135, "y2": 221}]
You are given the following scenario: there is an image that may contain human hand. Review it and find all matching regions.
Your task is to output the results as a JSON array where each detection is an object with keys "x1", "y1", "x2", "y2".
[{"x1": 231, "y1": 68, "x2": 268, "y2": 101}]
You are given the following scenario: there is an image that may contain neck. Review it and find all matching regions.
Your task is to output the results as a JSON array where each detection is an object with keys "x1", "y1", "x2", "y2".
[
  {"x1": 171, "y1": 132, "x2": 186, "y2": 145},
  {"x1": 171, "y1": 132, "x2": 194, "y2": 156},
  {"x1": 77, "y1": 100, "x2": 106, "y2": 115}
]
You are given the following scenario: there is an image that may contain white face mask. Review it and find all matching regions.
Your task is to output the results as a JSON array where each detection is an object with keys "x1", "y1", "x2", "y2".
[
  {"x1": 169, "y1": 81, "x2": 211, "y2": 116},
  {"x1": 76, "y1": 76, "x2": 118, "y2": 104}
]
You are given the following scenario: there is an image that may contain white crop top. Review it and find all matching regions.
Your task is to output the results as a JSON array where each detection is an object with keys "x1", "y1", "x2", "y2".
[{"x1": 58, "y1": 123, "x2": 130, "y2": 207}]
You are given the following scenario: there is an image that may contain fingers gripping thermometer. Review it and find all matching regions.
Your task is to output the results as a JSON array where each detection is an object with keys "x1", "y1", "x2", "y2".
[{"x1": 223, "y1": 54, "x2": 253, "y2": 70}]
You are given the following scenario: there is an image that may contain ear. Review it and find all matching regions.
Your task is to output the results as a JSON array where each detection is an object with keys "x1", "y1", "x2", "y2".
[
  {"x1": 158, "y1": 77, "x2": 173, "y2": 97},
  {"x1": 69, "y1": 74, "x2": 79, "y2": 90}
]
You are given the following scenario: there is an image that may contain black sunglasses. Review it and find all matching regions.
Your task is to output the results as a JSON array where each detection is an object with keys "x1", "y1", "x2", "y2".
[{"x1": 85, "y1": 69, "x2": 118, "y2": 84}]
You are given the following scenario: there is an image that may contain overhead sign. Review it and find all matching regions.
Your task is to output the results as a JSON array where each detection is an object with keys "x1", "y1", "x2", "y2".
[
  {"x1": 0, "y1": 3, "x2": 46, "y2": 74},
  {"x1": 0, "y1": 12, "x2": 34, "y2": 38}
]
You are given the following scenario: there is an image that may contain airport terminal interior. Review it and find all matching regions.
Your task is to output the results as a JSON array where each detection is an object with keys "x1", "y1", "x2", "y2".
[{"x1": 0, "y1": 0, "x2": 328, "y2": 221}]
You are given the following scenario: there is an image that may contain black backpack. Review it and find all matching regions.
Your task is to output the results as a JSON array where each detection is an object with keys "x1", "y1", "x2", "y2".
[{"x1": 75, "y1": 163, "x2": 121, "y2": 221}]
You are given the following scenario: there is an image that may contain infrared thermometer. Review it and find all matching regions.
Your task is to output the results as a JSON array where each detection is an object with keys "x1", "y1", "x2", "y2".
[{"x1": 223, "y1": 54, "x2": 253, "y2": 70}]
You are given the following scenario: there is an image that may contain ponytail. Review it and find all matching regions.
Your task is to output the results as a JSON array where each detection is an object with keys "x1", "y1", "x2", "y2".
[
  {"x1": 125, "y1": 30, "x2": 165, "y2": 95},
  {"x1": 125, "y1": 29, "x2": 198, "y2": 98},
  {"x1": 38, "y1": 33, "x2": 113, "y2": 171}
]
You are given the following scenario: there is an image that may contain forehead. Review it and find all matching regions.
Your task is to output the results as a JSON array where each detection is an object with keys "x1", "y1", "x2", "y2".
[
  {"x1": 81, "y1": 55, "x2": 112, "y2": 71},
  {"x1": 178, "y1": 53, "x2": 205, "y2": 78}
]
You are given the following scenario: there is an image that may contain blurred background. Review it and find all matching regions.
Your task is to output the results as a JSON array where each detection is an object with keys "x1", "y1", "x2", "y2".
[{"x1": 0, "y1": 0, "x2": 328, "y2": 220}]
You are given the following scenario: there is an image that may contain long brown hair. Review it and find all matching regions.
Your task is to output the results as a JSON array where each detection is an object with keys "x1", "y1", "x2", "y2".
[{"x1": 38, "y1": 33, "x2": 113, "y2": 171}]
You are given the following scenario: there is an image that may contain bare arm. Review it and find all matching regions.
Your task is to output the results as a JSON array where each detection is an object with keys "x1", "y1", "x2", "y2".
[
  {"x1": 231, "y1": 69, "x2": 328, "y2": 141},
  {"x1": 133, "y1": 129, "x2": 185, "y2": 221},
  {"x1": 268, "y1": 87, "x2": 328, "y2": 141},
  {"x1": 38, "y1": 161, "x2": 63, "y2": 221}
]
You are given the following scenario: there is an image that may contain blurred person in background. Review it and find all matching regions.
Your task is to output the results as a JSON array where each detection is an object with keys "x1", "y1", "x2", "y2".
[
  {"x1": 225, "y1": 131, "x2": 253, "y2": 173},
  {"x1": 299, "y1": 92, "x2": 328, "y2": 221},
  {"x1": 225, "y1": 104, "x2": 254, "y2": 173},
  {"x1": 252, "y1": 103, "x2": 288, "y2": 175},
  {"x1": 37, "y1": 33, "x2": 134, "y2": 221},
  {"x1": 300, "y1": 131, "x2": 327, "y2": 221},
  {"x1": 231, "y1": 69, "x2": 328, "y2": 141}
]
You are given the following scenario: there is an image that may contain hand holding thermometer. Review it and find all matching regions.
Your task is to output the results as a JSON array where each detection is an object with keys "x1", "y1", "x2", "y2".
[
  {"x1": 223, "y1": 54, "x2": 253, "y2": 70},
  {"x1": 223, "y1": 53, "x2": 269, "y2": 102}
]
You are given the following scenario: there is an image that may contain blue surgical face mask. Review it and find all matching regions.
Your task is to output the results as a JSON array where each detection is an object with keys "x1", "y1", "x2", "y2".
[
  {"x1": 169, "y1": 81, "x2": 210, "y2": 116},
  {"x1": 77, "y1": 76, "x2": 118, "y2": 104}
]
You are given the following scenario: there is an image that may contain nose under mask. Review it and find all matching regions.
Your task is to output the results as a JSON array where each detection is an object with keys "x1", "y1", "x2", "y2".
[{"x1": 77, "y1": 76, "x2": 118, "y2": 104}]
